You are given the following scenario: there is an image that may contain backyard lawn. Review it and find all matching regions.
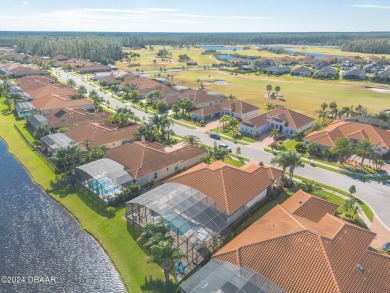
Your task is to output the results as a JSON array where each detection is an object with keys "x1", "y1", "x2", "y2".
[{"x1": 0, "y1": 101, "x2": 171, "y2": 293}]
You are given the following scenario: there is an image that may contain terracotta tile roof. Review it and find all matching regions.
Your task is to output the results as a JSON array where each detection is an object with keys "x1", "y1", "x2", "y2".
[
  {"x1": 168, "y1": 162, "x2": 282, "y2": 214},
  {"x1": 220, "y1": 100, "x2": 259, "y2": 115},
  {"x1": 167, "y1": 145, "x2": 207, "y2": 161},
  {"x1": 212, "y1": 191, "x2": 389, "y2": 293},
  {"x1": 304, "y1": 120, "x2": 390, "y2": 149},
  {"x1": 17, "y1": 75, "x2": 57, "y2": 84},
  {"x1": 106, "y1": 141, "x2": 180, "y2": 179},
  {"x1": 179, "y1": 89, "x2": 225, "y2": 106},
  {"x1": 32, "y1": 96, "x2": 93, "y2": 112},
  {"x1": 22, "y1": 83, "x2": 76, "y2": 100},
  {"x1": 191, "y1": 104, "x2": 222, "y2": 117},
  {"x1": 242, "y1": 108, "x2": 313, "y2": 130},
  {"x1": 121, "y1": 76, "x2": 161, "y2": 89},
  {"x1": 66, "y1": 122, "x2": 139, "y2": 148},
  {"x1": 46, "y1": 108, "x2": 110, "y2": 129}
]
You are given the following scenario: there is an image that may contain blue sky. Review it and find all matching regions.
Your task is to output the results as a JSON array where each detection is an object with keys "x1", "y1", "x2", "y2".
[{"x1": 1, "y1": 0, "x2": 390, "y2": 32}]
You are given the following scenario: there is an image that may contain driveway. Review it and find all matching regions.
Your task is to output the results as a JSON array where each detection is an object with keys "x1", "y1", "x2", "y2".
[{"x1": 53, "y1": 68, "x2": 390, "y2": 232}]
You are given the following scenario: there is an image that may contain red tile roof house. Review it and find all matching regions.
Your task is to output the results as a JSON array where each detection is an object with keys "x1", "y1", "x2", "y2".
[
  {"x1": 31, "y1": 95, "x2": 94, "y2": 114},
  {"x1": 65, "y1": 122, "x2": 140, "y2": 149},
  {"x1": 231, "y1": 58, "x2": 248, "y2": 66},
  {"x1": 7, "y1": 65, "x2": 46, "y2": 78},
  {"x1": 304, "y1": 120, "x2": 390, "y2": 156},
  {"x1": 106, "y1": 141, "x2": 207, "y2": 186},
  {"x1": 127, "y1": 161, "x2": 282, "y2": 273},
  {"x1": 181, "y1": 190, "x2": 390, "y2": 293},
  {"x1": 45, "y1": 108, "x2": 111, "y2": 129},
  {"x1": 79, "y1": 63, "x2": 112, "y2": 74},
  {"x1": 239, "y1": 108, "x2": 314, "y2": 137},
  {"x1": 178, "y1": 89, "x2": 226, "y2": 109},
  {"x1": 191, "y1": 100, "x2": 259, "y2": 121}
]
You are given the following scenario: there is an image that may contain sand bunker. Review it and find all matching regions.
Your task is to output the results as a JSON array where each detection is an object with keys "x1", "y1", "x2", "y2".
[{"x1": 367, "y1": 87, "x2": 390, "y2": 94}]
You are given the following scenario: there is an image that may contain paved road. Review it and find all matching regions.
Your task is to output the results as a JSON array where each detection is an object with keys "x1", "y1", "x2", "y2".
[{"x1": 54, "y1": 69, "x2": 390, "y2": 231}]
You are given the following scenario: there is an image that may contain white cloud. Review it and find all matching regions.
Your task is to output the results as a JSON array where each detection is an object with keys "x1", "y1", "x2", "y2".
[
  {"x1": 0, "y1": 7, "x2": 269, "y2": 31},
  {"x1": 22, "y1": 1, "x2": 29, "y2": 8},
  {"x1": 345, "y1": 4, "x2": 390, "y2": 9}
]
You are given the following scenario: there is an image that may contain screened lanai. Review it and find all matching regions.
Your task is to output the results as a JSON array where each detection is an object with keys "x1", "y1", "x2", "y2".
[
  {"x1": 76, "y1": 158, "x2": 133, "y2": 201},
  {"x1": 127, "y1": 183, "x2": 250, "y2": 274},
  {"x1": 181, "y1": 259, "x2": 286, "y2": 293}
]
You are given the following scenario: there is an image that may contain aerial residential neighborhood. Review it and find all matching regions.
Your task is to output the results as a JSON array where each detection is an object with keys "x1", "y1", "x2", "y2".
[{"x1": 0, "y1": 1, "x2": 390, "y2": 293}]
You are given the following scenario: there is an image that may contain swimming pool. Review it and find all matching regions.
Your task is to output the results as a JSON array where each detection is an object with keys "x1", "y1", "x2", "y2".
[
  {"x1": 89, "y1": 177, "x2": 121, "y2": 197},
  {"x1": 164, "y1": 212, "x2": 199, "y2": 236}
]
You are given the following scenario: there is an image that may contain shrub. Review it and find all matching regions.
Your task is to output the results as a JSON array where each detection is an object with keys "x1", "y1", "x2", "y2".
[
  {"x1": 106, "y1": 206, "x2": 116, "y2": 218},
  {"x1": 295, "y1": 142, "x2": 306, "y2": 153}
]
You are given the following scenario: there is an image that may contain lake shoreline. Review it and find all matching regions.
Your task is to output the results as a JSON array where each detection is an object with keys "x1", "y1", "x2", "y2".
[{"x1": 0, "y1": 137, "x2": 127, "y2": 292}]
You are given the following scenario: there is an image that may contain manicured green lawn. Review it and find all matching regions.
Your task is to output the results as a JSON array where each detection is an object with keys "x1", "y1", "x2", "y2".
[
  {"x1": 209, "y1": 127, "x2": 257, "y2": 143},
  {"x1": 0, "y1": 100, "x2": 172, "y2": 293},
  {"x1": 224, "y1": 157, "x2": 245, "y2": 168}
]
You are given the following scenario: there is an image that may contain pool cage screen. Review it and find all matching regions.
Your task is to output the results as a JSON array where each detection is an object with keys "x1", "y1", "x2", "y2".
[
  {"x1": 127, "y1": 183, "x2": 250, "y2": 274},
  {"x1": 181, "y1": 258, "x2": 287, "y2": 293},
  {"x1": 75, "y1": 158, "x2": 133, "y2": 201}
]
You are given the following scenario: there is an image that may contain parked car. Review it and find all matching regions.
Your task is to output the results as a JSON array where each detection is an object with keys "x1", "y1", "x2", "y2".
[
  {"x1": 218, "y1": 143, "x2": 232, "y2": 152},
  {"x1": 209, "y1": 132, "x2": 220, "y2": 140},
  {"x1": 382, "y1": 242, "x2": 390, "y2": 252}
]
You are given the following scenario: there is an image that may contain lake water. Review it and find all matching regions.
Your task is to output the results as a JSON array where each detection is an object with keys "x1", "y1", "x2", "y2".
[
  {"x1": 259, "y1": 45, "x2": 343, "y2": 59},
  {"x1": 217, "y1": 54, "x2": 255, "y2": 62},
  {"x1": 0, "y1": 139, "x2": 125, "y2": 293},
  {"x1": 199, "y1": 45, "x2": 243, "y2": 51}
]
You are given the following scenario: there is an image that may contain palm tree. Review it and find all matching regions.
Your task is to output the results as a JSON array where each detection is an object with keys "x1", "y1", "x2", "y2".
[
  {"x1": 300, "y1": 180, "x2": 322, "y2": 195},
  {"x1": 152, "y1": 59, "x2": 156, "y2": 67},
  {"x1": 196, "y1": 79, "x2": 201, "y2": 89},
  {"x1": 264, "y1": 102, "x2": 273, "y2": 112},
  {"x1": 275, "y1": 85, "x2": 281, "y2": 96},
  {"x1": 3, "y1": 94, "x2": 12, "y2": 111},
  {"x1": 183, "y1": 135, "x2": 201, "y2": 146},
  {"x1": 227, "y1": 94, "x2": 237, "y2": 100},
  {"x1": 320, "y1": 102, "x2": 328, "y2": 111},
  {"x1": 33, "y1": 124, "x2": 51, "y2": 139},
  {"x1": 83, "y1": 138, "x2": 92, "y2": 150},
  {"x1": 219, "y1": 115, "x2": 231, "y2": 130},
  {"x1": 331, "y1": 138, "x2": 353, "y2": 164},
  {"x1": 354, "y1": 139, "x2": 375, "y2": 166},
  {"x1": 138, "y1": 220, "x2": 187, "y2": 285},
  {"x1": 269, "y1": 129, "x2": 279, "y2": 140},
  {"x1": 89, "y1": 90, "x2": 104, "y2": 112},
  {"x1": 134, "y1": 123, "x2": 158, "y2": 142},
  {"x1": 171, "y1": 104, "x2": 180, "y2": 116},
  {"x1": 329, "y1": 101, "x2": 338, "y2": 119},
  {"x1": 266, "y1": 84, "x2": 273, "y2": 97},
  {"x1": 270, "y1": 152, "x2": 290, "y2": 180},
  {"x1": 67, "y1": 78, "x2": 76, "y2": 88},
  {"x1": 285, "y1": 151, "x2": 303, "y2": 182},
  {"x1": 77, "y1": 85, "x2": 87, "y2": 97}
]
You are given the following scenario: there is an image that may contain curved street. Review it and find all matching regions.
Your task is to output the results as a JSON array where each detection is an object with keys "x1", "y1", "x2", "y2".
[{"x1": 54, "y1": 69, "x2": 390, "y2": 232}]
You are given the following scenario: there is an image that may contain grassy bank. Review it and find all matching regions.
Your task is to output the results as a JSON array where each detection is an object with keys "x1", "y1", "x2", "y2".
[{"x1": 0, "y1": 102, "x2": 170, "y2": 293}]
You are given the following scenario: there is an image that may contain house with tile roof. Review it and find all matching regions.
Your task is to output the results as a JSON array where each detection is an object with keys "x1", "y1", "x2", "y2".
[
  {"x1": 45, "y1": 108, "x2": 111, "y2": 129},
  {"x1": 191, "y1": 100, "x2": 259, "y2": 121},
  {"x1": 168, "y1": 161, "x2": 282, "y2": 215},
  {"x1": 343, "y1": 68, "x2": 367, "y2": 80},
  {"x1": 239, "y1": 108, "x2": 314, "y2": 137},
  {"x1": 31, "y1": 95, "x2": 94, "y2": 114},
  {"x1": 105, "y1": 141, "x2": 206, "y2": 186},
  {"x1": 66, "y1": 122, "x2": 140, "y2": 149},
  {"x1": 263, "y1": 65, "x2": 291, "y2": 75},
  {"x1": 179, "y1": 89, "x2": 226, "y2": 109},
  {"x1": 127, "y1": 161, "x2": 281, "y2": 275},
  {"x1": 79, "y1": 63, "x2": 112, "y2": 74},
  {"x1": 304, "y1": 120, "x2": 390, "y2": 155},
  {"x1": 314, "y1": 66, "x2": 339, "y2": 79},
  {"x1": 182, "y1": 190, "x2": 390, "y2": 293}
]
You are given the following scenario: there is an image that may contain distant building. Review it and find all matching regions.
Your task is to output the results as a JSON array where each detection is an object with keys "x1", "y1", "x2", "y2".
[
  {"x1": 263, "y1": 66, "x2": 291, "y2": 75},
  {"x1": 343, "y1": 68, "x2": 367, "y2": 80},
  {"x1": 14, "y1": 101, "x2": 36, "y2": 117},
  {"x1": 40, "y1": 133, "x2": 76, "y2": 155},
  {"x1": 291, "y1": 66, "x2": 313, "y2": 77}
]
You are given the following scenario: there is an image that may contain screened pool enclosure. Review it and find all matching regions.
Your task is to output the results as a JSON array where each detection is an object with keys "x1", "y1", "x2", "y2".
[
  {"x1": 75, "y1": 158, "x2": 133, "y2": 201},
  {"x1": 127, "y1": 183, "x2": 251, "y2": 275},
  {"x1": 181, "y1": 259, "x2": 286, "y2": 293}
]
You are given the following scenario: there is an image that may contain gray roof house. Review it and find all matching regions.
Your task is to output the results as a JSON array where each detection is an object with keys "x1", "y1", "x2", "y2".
[
  {"x1": 263, "y1": 66, "x2": 291, "y2": 75},
  {"x1": 14, "y1": 101, "x2": 36, "y2": 117},
  {"x1": 291, "y1": 66, "x2": 313, "y2": 77},
  {"x1": 343, "y1": 68, "x2": 367, "y2": 80},
  {"x1": 40, "y1": 133, "x2": 76, "y2": 154},
  {"x1": 8, "y1": 86, "x2": 23, "y2": 93},
  {"x1": 27, "y1": 114, "x2": 50, "y2": 131},
  {"x1": 363, "y1": 62, "x2": 382, "y2": 73},
  {"x1": 314, "y1": 66, "x2": 338, "y2": 79}
]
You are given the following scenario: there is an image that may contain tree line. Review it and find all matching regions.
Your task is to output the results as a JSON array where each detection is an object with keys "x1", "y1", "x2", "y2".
[
  {"x1": 12, "y1": 36, "x2": 123, "y2": 64},
  {"x1": 341, "y1": 39, "x2": 390, "y2": 54}
]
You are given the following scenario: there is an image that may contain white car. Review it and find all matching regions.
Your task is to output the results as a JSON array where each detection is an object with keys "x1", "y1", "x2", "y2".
[{"x1": 218, "y1": 143, "x2": 232, "y2": 152}]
